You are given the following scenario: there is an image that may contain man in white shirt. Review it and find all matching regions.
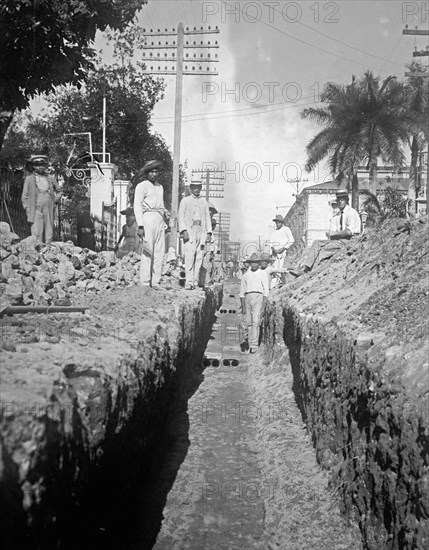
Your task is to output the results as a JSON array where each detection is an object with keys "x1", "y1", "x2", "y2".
[
  {"x1": 133, "y1": 160, "x2": 166, "y2": 290},
  {"x1": 269, "y1": 214, "x2": 294, "y2": 286},
  {"x1": 178, "y1": 181, "x2": 212, "y2": 290},
  {"x1": 290, "y1": 189, "x2": 361, "y2": 276},
  {"x1": 240, "y1": 253, "x2": 269, "y2": 353}
]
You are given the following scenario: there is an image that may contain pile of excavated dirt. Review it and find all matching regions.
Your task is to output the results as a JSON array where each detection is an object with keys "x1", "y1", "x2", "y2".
[
  {"x1": 0, "y1": 222, "x2": 184, "y2": 310},
  {"x1": 266, "y1": 216, "x2": 428, "y2": 549}
]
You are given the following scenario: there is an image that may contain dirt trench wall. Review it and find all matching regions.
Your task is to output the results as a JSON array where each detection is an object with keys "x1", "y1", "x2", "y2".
[
  {"x1": 0, "y1": 287, "x2": 221, "y2": 550},
  {"x1": 264, "y1": 219, "x2": 429, "y2": 550}
]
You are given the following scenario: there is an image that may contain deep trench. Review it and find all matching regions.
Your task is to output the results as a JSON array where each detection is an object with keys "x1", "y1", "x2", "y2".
[{"x1": 3, "y1": 282, "x2": 426, "y2": 549}]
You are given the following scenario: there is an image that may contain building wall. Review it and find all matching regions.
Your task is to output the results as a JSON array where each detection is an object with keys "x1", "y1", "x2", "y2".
[{"x1": 307, "y1": 192, "x2": 337, "y2": 245}]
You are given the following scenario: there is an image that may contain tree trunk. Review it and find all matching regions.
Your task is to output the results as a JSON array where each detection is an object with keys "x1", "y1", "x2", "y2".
[
  {"x1": 407, "y1": 135, "x2": 419, "y2": 218},
  {"x1": 368, "y1": 163, "x2": 377, "y2": 195},
  {"x1": 351, "y1": 172, "x2": 359, "y2": 211},
  {"x1": 0, "y1": 110, "x2": 15, "y2": 152}
]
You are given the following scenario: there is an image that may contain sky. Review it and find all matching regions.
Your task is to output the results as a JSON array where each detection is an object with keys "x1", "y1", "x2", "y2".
[{"x1": 96, "y1": 0, "x2": 427, "y2": 243}]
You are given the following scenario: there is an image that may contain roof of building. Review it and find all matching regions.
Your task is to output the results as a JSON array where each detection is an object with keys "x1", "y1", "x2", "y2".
[{"x1": 304, "y1": 177, "x2": 409, "y2": 194}]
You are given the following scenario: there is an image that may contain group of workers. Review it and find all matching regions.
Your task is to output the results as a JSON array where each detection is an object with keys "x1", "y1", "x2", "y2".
[
  {"x1": 239, "y1": 188, "x2": 362, "y2": 352},
  {"x1": 115, "y1": 159, "x2": 218, "y2": 291}
]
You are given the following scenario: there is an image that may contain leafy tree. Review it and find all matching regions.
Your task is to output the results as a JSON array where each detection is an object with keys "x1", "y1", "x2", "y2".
[
  {"x1": 0, "y1": 0, "x2": 148, "y2": 149},
  {"x1": 360, "y1": 187, "x2": 407, "y2": 224},
  {"x1": 302, "y1": 72, "x2": 410, "y2": 202}
]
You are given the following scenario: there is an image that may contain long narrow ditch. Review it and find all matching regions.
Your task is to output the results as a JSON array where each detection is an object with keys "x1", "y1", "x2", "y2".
[{"x1": 146, "y1": 281, "x2": 360, "y2": 549}]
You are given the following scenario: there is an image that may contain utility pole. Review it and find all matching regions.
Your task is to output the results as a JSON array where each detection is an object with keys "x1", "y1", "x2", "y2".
[
  {"x1": 140, "y1": 25, "x2": 219, "y2": 250},
  {"x1": 286, "y1": 177, "x2": 308, "y2": 197},
  {"x1": 402, "y1": 26, "x2": 429, "y2": 213},
  {"x1": 191, "y1": 168, "x2": 225, "y2": 200}
]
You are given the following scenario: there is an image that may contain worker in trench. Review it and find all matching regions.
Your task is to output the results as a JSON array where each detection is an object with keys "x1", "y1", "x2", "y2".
[
  {"x1": 178, "y1": 180, "x2": 212, "y2": 290},
  {"x1": 133, "y1": 160, "x2": 169, "y2": 291},
  {"x1": 239, "y1": 253, "x2": 269, "y2": 354}
]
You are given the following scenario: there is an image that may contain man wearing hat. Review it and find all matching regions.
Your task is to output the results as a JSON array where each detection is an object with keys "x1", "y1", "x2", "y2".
[
  {"x1": 239, "y1": 253, "x2": 269, "y2": 353},
  {"x1": 269, "y1": 214, "x2": 294, "y2": 286},
  {"x1": 290, "y1": 189, "x2": 361, "y2": 276},
  {"x1": 21, "y1": 155, "x2": 60, "y2": 244},
  {"x1": 178, "y1": 180, "x2": 212, "y2": 290},
  {"x1": 133, "y1": 160, "x2": 166, "y2": 290},
  {"x1": 115, "y1": 207, "x2": 139, "y2": 258}
]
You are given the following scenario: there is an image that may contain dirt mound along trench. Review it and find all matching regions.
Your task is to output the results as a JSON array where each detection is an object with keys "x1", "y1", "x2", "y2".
[
  {"x1": 264, "y1": 217, "x2": 429, "y2": 550},
  {"x1": 0, "y1": 285, "x2": 222, "y2": 550}
]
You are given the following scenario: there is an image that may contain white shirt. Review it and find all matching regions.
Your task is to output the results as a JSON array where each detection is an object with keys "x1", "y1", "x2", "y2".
[
  {"x1": 333, "y1": 204, "x2": 361, "y2": 235},
  {"x1": 178, "y1": 194, "x2": 212, "y2": 241},
  {"x1": 133, "y1": 179, "x2": 164, "y2": 227},
  {"x1": 270, "y1": 225, "x2": 294, "y2": 257},
  {"x1": 240, "y1": 268, "x2": 269, "y2": 298}
]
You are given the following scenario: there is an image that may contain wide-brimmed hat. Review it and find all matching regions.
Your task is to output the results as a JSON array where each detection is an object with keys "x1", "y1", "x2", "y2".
[
  {"x1": 190, "y1": 180, "x2": 203, "y2": 186},
  {"x1": 245, "y1": 253, "x2": 260, "y2": 264},
  {"x1": 260, "y1": 252, "x2": 271, "y2": 262},
  {"x1": 120, "y1": 207, "x2": 135, "y2": 216},
  {"x1": 29, "y1": 155, "x2": 49, "y2": 166},
  {"x1": 141, "y1": 159, "x2": 163, "y2": 174},
  {"x1": 272, "y1": 214, "x2": 285, "y2": 223},
  {"x1": 207, "y1": 200, "x2": 218, "y2": 213},
  {"x1": 335, "y1": 189, "x2": 349, "y2": 198}
]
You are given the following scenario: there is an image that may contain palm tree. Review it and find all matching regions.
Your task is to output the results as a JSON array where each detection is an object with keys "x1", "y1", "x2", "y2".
[
  {"x1": 403, "y1": 62, "x2": 429, "y2": 215},
  {"x1": 302, "y1": 72, "x2": 409, "y2": 203}
]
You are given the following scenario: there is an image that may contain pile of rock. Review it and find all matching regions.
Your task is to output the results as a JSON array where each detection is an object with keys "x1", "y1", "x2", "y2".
[{"x1": 0, "y1": 222, "x2": 145, "y2": 308}]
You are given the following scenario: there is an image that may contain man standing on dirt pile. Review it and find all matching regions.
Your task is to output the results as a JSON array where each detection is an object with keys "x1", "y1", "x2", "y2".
[
  {"x1": 21, "y1": 155, "x2": 61, "y2": 244},
  {"x1": 290, "y1": 189, "x2": 361, "y2": 276},
  {"x1": 133, "y1": 160, "x2": 167, "y2": 290},
  {"x1": 178, "y1": 180, "x2": 212, "y2": 290},
  {"x1": 270, "y1": 214, "x2": 294, "y2": 286}
]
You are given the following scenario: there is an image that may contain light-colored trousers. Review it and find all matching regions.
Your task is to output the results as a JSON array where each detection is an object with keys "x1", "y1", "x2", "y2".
[
  {"x1": 184, "y1": 229, "x2": 204, "y2": 287},
  {"x1": 244, "y1": 292, "x2": 264, "y2": 348},
  {"x1": 31, "y1": 192, "x2": 54, "y2": 244},
  {"x1": 303, "y1": 239, "x2": 348, "y2": 270},
  {"x1": 140, "y1": 212, "x2": 165, "y2": 286}
]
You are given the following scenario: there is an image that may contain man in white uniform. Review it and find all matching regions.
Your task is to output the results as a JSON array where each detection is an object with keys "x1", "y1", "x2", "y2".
[
  {"x1": 178, "y1": 181, "x2": 212, "y2": 290},
  {"x1": 290, "y1": 189, "x2": 361, "y2": 276},
  {"x1": 269, "y1": 214, "x2": 294, "y2": 286},
  {"x1": 133, "y1": 160, "x2": 166, "y2": 290}
]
